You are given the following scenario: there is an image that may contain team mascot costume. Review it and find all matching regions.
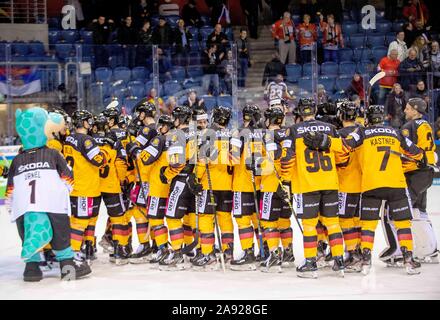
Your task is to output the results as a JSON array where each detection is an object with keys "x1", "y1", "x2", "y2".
[{"x1": 6, "y1": 107, "x2": 91, "y2": 281}]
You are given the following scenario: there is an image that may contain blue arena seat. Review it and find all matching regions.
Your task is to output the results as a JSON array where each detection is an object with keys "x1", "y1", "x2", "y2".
[
  {"x1": 338, "y1": 48, "x2": 354, "y2": 62},
  {"x1": 55, "y1": 44, "x2": 73, "y2": 60},
  {"x1": 349, "y1": 34, "x2": 367, "y2": 48},
  {"x1": 298, "y1": 77, "x2": 313, "y2": 92},
  {"x1": 342, "y1": 22, "x2": 358, "y2": 36},
  {"x1": 171, "y1": 66, "x2": 186, "y2": 81},
  {"x1": 321, "y1": 61, "x2": 339, "y2": 76},
  {"x1": 123, "y1": 96, "x2": 141, "y2": 113},
  {"x1": 318, "y1": 76, "x2": 335, "y2": 92},
  {"x1": 80, "y1": 30, "x2": 94, "y2": 44},
  {"x1": 131, "y1": 66, "x2": 148, "y2": 81},
  {"x1": 356, "y1": 60, "x2": 376, "y2": 76},
  {"x1": 353, "y1": 47, "x2": 372, "y2": 62},
  {"x1": 285, "y1": 64, "x2": 302, "y2": 83},
  {"x1": 385, "y1": 34, "x2": 396, "y2": 46},
  {"x1": 200, "y1": 27, "x2": 214, "y2": 41},
  {"x1": 166, "y1": 15, "x2": 181, "y2": 28},
  {"x1": 29, "y1": 41, "x2": 44, "y2": 56},
  {"x1": 372, "y1": 46, "x2": 388, "y2": 63},
  {"x1": 112, "y1": 66, "x2": 131, "y2": 83},
  {"x1": 376, "y1": 21, "x2": 392, "y2": 34},
  {"x1": 302, "y1": 63, "x2": 320, "y2": 77},
  {"x1": 163, "y1": 80, "x2": 182, "y2": 96},
  {"x1": 48, "y1": 30, "x2": 60, "y2": 44},
  {"x1": 60, "y1": 30, "x2": 79, "y2": 43},
  {"x1": 127, "y1": 80, "x2": 146, "y2": 98},
  {"x1": 95, "y1": 67, "x2": 112, "y2": 83},
  {"x1": 335, "y1": 76, "x2": 352, "y2": 92},
  {"x1": 187, "y1": 65, "x2": 204, "y2": 78},
  {"x1": 392, "y1": 21, "x2": 405, "y2": 32},
  {"x1": 217, "y1": 95, "x2": 233, "y2": 107},
  {"x1": 368, "y1": 34, "x2": 385, "y2": 47},
  {"x1": 338, "y1": 61, "x2": 357, "y2": 75},
  {"x1": 12, "y1": 42, "x2": 29, "y2": 55},
  {"x1": 201, "y1": 95, "x2": 217, "y2": 111}
]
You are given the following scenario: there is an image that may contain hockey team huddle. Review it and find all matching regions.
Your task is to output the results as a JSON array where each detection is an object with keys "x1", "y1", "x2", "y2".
[{"x1": 3, "y1": 93, "x2": 439, "y2": 281}]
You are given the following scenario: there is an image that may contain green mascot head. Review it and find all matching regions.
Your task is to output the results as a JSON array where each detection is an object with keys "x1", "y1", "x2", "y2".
[{"x1": 15, "y1": 107, "x2": 65, "y2": 150}]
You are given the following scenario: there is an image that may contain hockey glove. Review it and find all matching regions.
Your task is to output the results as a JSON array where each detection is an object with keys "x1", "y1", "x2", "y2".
[
  {"x1": 125, "y1": 142, "x2": 141, "y2": 160},
  {"x1": 103, "y1": 136, "x2": 116, "y2": 148},
  {"x1": 245, "y1": 155, "x2": 263, "y2": 176},
  {"x1": 303, "y1": 132, "x2": 331, "y2": 151},
  {"x1": 0, "y1": 166, "x2": 8, "y2": 178},
  {"x1": 276, "y1": 182, "x2": 291, "y2": 205},
  {"x1": 159, "y1": 166, "x2": 168, "y2": 184},
  {"x1": 417, "y1": 151, "x2": 428, "y2": 169},
  {"x1": 186, "y1": 173, "x2": 203, "y2": 196}
]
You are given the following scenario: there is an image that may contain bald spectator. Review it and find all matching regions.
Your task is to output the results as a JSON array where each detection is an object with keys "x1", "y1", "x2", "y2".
[
  {"x1": 206, "y1": 23, "x2": 229, "y2": 60},
  {"x1": 271, "y1": 12, "x2": 296, "y2": 64},
  {"x1": 399, "y1": 48, "x2": 424, "y2": 91},
  {"x1": 388, "y1": 31, "x2": 408, "y2": 62},
  {"x1": 377, "y1": 49, "x2": 401, "y2": 105}
]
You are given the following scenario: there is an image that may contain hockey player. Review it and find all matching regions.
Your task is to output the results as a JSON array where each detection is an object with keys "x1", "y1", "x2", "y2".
[
  {"x1": 229, "y1": 104, "x2": 264, "y2": 271},
  {"x1": 335, "y1": 101, "x2": 363, "y2": 271},
  {"x1": 92, "y1": 115, "x2": 130, "y2": 265},
  {"x1": 63, "y1": 110, "x2": 107, "y2": 262},
  {"x1": 158, "y1": 105, "x2": 195, "y2": 270},
  {"x1": 304, "y1": 105, "x2": 426, "y2": 275},
  {"x1": 282, "y1": 98, "x2": 346, "y2": 278},
  {"x1": 192, "y1": 106, "x2": 235, "y2": 269},
  {"x1": 46, "y1": 108, "x2": 71, "y2": 154},
  {"x1": 256, "y1": 107, "x2": 294, "y2": 272},
  {"x1": 264, "y1": 74, "x2": 294, "y2": 107},
  {"x1": 124, "y1": 101, "x2": 158, "y2": 263},
  {"x1": 126, "y1": 115, "x2": 179, "y2": 266},
  {"x1": 381, "y1": 98, "x2": 438, "y2": 264}
]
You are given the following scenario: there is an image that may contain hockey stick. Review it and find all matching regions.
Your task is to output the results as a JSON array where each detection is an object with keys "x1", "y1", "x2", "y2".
[
  {"x1": 181, "y1": 125, "x2": 200, "y2": 255},
  {"x1": 389, "y1": 149, "x2": 439, "y2": 171},
  {"x1": 366, "y1": 71, "x2": 386, "y2": 108},
  {"x1": 205, "y1": 161, "x2": 227, "y2": 272},
  {"x1": 245, "y1": 139, "x2": 265, "y2": 259}
]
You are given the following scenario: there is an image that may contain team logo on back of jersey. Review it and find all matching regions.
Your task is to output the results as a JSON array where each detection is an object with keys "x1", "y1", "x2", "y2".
[
  {"x1": 402, "y1": 129, "x2": 409, "y2": 137},
  {"x1": 364, "y1": 127, "x2": 397, "y2": 136},
  {"x1": 297, "y1": 125, "x2": 332, "y2": 134},
  {"x1": 18, "y1": 162, "x2": 50, "y2": 173}
]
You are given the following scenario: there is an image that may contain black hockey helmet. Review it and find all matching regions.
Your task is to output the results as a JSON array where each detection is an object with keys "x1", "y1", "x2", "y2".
[
  {"x1": 297, "y1": 98, "x2": 316, "y2": 117},
  {"x1": 337, "y1": 101, "x2": 358, "y2": 121},
  {"x1": 95, "y1": 114, "x2": 108, "y2": 132},
  {"x1": 407, "y1": 97, "x2": 427, "y2": 115},
  {"x1": 366, "y1": 105, "x2": 385, "y2": 125},
  {"x1": 118, "y1": 114, "x2": 131, "y2": 128},
  {"x1": 102, "y1": 106, "x2": 121, "y2": 123},
  {"x1": 242, "y1": 104, "x2": 261, "y2": 125},
  {"x1": 264, "y1": 107, "x2": 284, "y2": 126},
  {"x1": 172, "y1": 105, "x2": 192, "y2": 125},
  {"x1": 157, "y1": 114, "x2": 174, "y2": 131},
  {"x1": 71, "y1": 109, "x2": 94, "y2": 128},
  {"x1": 192, "y1": 107, "x2": 208, "y2": 121},
  {"x1": 133, "y1": 98, "x2": 156, "y2": 119},
  {"x1": 48, "y1": 107, "x2": 71, "y2": 126},
  {"x1": 212, "y1": 105, "x2": 232, "y2": 126}
]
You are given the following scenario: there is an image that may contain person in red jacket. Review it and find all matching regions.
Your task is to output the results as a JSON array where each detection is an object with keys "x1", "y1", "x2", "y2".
[
  {"x1": 297, "y1": 14, "x2": 317, "y2": 63},
  {"x1": 319, "y1": 13, "x2": 344, "y2": 63},
  {"x1": 403, "y1": 0, "x2": 429, "y2": 26},
  {"x1": 377, "y1": 49, "x2": 401, "y2": 105},
  {"x1": 271, "y1": 11, "x2": 296, "y2": 64}
]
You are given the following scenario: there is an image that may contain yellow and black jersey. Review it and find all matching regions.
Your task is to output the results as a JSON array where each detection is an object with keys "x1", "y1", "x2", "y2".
[
  {"x1": 401, "y1": 119, "x2": 436, "y2": 173},
  {"x1": 283, "y1": 120, "x2": 347, "y2": 194},
  {"x1": 63, "y1": 132, "x2": 106, "y2": 197},
  {"x1": 135, "y1": 123, "x2": 158, "y2": 147},
  {"x1": 260, "y1": 128, "x2": 288, "y2": 193},
  {"x1": 93, "y1": 133, "x2": 122, "y2": 194},
  {"x1": 109, "y1": 127, "x2": 128, "y2": 142},
  {"x1": 138, "y1": 132, "x2": 184, "y2": 198},
  {"x1": 337, "y1": 125, "x2": 362, "y2": 194},
  {"x1": 343, "y1": 125, "x2": 424, "y2": 192},
  {"x1": 47, "y1": 138, "x2": 63, "y2": 154},
  {"x1": 196, "y1": 124, "x2": 233, "y2": 191},
  {"x1": 230, "y1": 127, "x2": 264, "y2": 192}
]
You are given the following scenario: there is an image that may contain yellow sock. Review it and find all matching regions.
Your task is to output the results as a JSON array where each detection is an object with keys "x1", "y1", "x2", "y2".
[
  {"x1": 321, "y1": 216, "x2": 344, "y2": 257},
  {"x1": 278, "y1": 217, "x2": 293, "y2": 249},
  {"x1": 302, "y1": 217, "x2": 319, "y2": 259},
  {"x1": 360, "y1": 220, "x2": 379, "y2": 251},
  {"x1": 339, "y1": 217, "x2": 358, "y2": 252},
  {"x1": 218, "y1": 211, "x2": 234, "y2": 251},
  {"x1": 236, "y1": 216, "x2": 254, "y2": 250},
  {"x1": 70, "y1": 216, "x2": 89, "y2": 251},
  {"x1": 84, "y1": 216, "x2": 98, "y2": 244},
  {"x1": 110, "y1": 215, "x2": 129, "y2": 246},
  {"x1": 167, "y1": 217, "x2": 184, "y2": 250},
  {"x1": 261, "y1": 221, "x2": 279, "y2": 252},
  {"x1": 394, "y1": 220, "x2": 413, "y2": 251},
  {"x1": 199, "y1": 214, "x2": 214, "y2": 255}
]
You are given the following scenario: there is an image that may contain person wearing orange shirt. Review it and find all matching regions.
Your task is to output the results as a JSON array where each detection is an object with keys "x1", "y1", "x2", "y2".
[
  {"x1": 377, "y1": 49, "x2": 401, "y2": 105},
  {"x1": 297, "y1": 14, "x2": 317, "y2": 63},
  {"x1": 272, "y1": 12, "x2": 296, "y2": 64}
]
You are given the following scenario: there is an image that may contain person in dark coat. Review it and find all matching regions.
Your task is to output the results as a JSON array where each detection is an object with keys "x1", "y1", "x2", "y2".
[
  {"x1": 89, "y1": 16, "x2": 115, "y2": 67},
  {"x1": 261, "y1": 52, "x2": 286, "y2": 86},
  {"x1": 152, "y1": 15, "x2": 174, "y2": 51},
  {"x1": 136, "y1": 20, "x2": 154, "y2": 66},
  {"x1": 385, "y1": 82, "x2": 407, "y2": 128},
  {"x1": 117, "y1": 16, "x2": 138, "y2": 68},
  {"x1": 398, "y1": 48, "x2": 425, "y2": 91},
  {"x1": 173, "y1": 19, "x2": 193, "y2": 66},
  {"x1": 182, "y1": 0, "x2": 202, "y2": 27}
]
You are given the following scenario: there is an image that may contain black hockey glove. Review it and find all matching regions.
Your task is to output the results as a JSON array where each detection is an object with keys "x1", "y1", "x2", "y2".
[
  {"x1": 1, "y1": 166, "x2": 9, "y2": 178},
  {"x1": 417, "y1": 151, "x2": 428, "y2": 169},
  {"x1": 303, "y1": 132, "x2": 331, "y2": 151},
  {"x1": 103, "y1": 136, "x2": 116, "y2": 148},
  {"x1": 245, "y1": 154, "x2": 263, "y2": 176},
  {"x1": 186, "y1": 173, "x2": 203, "y2": 196},
  {"x1": 159, "y1": 166, "x2": 168, "y2": 184},
  {"x1": 276, "y1": 182, "x2": 291, "y2": 205},
  {"x1": 125, "y1": 142, "x2": 141, "y2": 159}
]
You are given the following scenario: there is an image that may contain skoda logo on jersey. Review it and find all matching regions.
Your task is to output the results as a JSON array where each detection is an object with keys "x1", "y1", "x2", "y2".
[
  {"x1": 18, "y1": 162, "x2": 50, "y2": 173},
  {"x1": 365, "y1": 128, "x2": 397, "y2": 136},
  {"x1": 297, "y1": 125, "x2": 331, "y2": 134},
  {"x1": 65, "y1": 135, "x2": 78, "y2": 146}
]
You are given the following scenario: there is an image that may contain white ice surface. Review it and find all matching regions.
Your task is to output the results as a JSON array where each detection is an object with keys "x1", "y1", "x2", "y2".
[{"x1": 1, "y1": 188, "x2": 439, "y2": 300}]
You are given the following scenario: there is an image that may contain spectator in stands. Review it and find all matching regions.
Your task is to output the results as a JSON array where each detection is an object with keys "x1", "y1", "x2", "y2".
[
  {"x1": 413, "y1": 19, "x2": 432, "y2": 41},
  {"x1": 430, "y1": 41, "x2": 440, "y2": 88},
  {"x1": 411, "y1": 35, "x2": 430, "y2": 68},
  {"x1": 272, "y1": 12, "x2": 297, "y2": 64},
  {"x1": 398, "y1": 48, "x2": 424, "y2": 91},
  {"x1": 385, "y1": 83, "x2": 407, "y2": 128},
  {"x1": 219, "y1": 49, "x2": 236, "y2": 95},
  {"x1": 403, "y1": 22, "x2": 417, "y2": 48},
  {"x1": 345, "y1": 73, "x2": 366, "y2": 103},
  {"x1": 136, "y1": 20, "x2": 154, "y2": 66},
  {"x1": 403, "y1": 0, "x2": 429, "y2": 27},
  {"x1": 262, "y1": 51, "x2": 286, "y2": 86},
  {"x1": 319, "y1": 13, "x2": 344, "y2": 63},
  {"x1": 163, "y1": 96, "x2": 177, "y2": 115},
  {"x1": 319, "y1": 0, "x2": 343, "y2": 23},
  {"x1": 240, "y1": 0, "x2": 260, "y2": 39},
  {"x1": 409, "y1": 80, "x2": 430, "y2": 104},
  {"x1": 157, "y1": 47, "x2": 172, "y2": 81},
  {"x1": 205, "y1": 0, "x2": 226, "y2": 26},
  {"x1": 206, "y1": 23, "x2": 229, "y2": 60},
  {"x1": 173, "y1": 19, "x2": 193, "y2": 66},
  {"x1": 388, "y1": 31, "x2": 408, "y2": 62},
  {"x1": 152, "y1": 16, "x2": 174, "y2": 50},
  {"x1": 182, "y1": 0, "x2": 202, "y2": 27},
  {"x1": 118, "y1": 16, "x2": 138, "y2": 68},
  {"x1": 183, "y1": 89, "x2": 206, "y2": 110},
  {"x1": 90, "y1": 16, "x2": 115, "y2": 67},
  {"x1": 317, "y1": 84, "x2": 331, "y2": 104},
  {"x1": 202, "y1": 44, "x2": 221, "y2": 96},
  {"x1": 147, "y1": 87, "x2": 165, "y2": 111},
  {"x1": 159, "y1": 0, "x2": 180, "y2": 16},
  {"x1": 377, "y1": 49, "x2": 401, "y2": 105},
  {"x1": 297, "y1": 14, "x2": 318, "y2": 63},
  {"x1": 236, "y1": 28, "x2": 251, "y2": 88}
]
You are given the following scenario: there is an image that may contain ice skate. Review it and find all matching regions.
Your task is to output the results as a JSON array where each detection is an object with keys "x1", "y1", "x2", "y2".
[
  {"x1": 191, "y1": 251, "x2": 219, "y2": 271},
  {"x1": 402, "y1": 247, "x2": 421, "y2": 275},
  {"x1": 296, "y1": 258, "x2": 318, "y2": 279},
  {"x1": 316, "y1": 241, "x2": 329, "y2": 269},
  {"x1": 109, "y1": 241, "x2": 130, "y2": 265},
  {"x1": 23, "y1": 262, "x2": 43, "y2": 282},
  {"x1": 159, "y1": 249, "x2": 188, "y2": 271},
  {"x1": 98, "y1": 234, "x2": 114, "y2": 254},
  {"x1": 260, "y1": 249, "x2": 282, "y2": 273},
  {"x1": 361, "y1": 248, "x2": 372, "y2": 275},
  {"x1": 417, "y1": 250, "x2": 439, "y2": 264},
  {"x1": 129, "y1": 242, "x2": 153, "y2": 264},
  {"x1": 230, "y1": 248, "x2": 257, "y2": 271},
  {"x1": 344, "y1": 250, "x2": 362, "y2": 273},
  {"x1": 82, "y1": 240, "x2": 97, "y2": 265},
  {"x1": 281, "y1": 245, "x2": 295, "y2": 268},
  {"x1": 60, "y1": 258, "x2": 92, "y2": 280},
  {"x1": 149, "y1": 246, "x2": 168, "y2": 268},
  {"x1": 332, "y1": 256, "x2": 345, "y2": 277}
]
